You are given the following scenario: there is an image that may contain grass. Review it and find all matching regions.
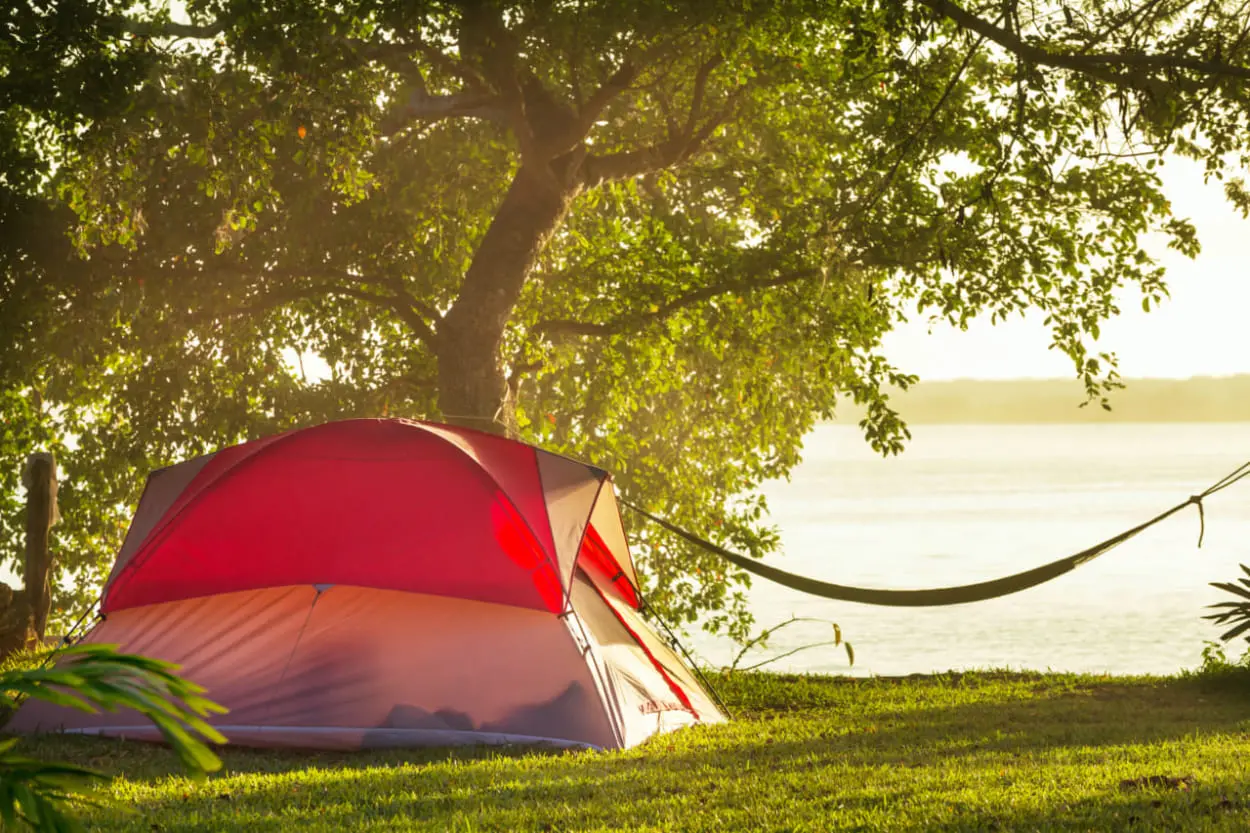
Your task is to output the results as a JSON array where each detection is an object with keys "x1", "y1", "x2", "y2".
[{"x1": 16, "y1": 667, "x2": 1250, "y2": 831}]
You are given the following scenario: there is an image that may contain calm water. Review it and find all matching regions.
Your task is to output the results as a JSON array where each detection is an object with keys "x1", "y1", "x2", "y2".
[{"x1": 686, "y1": 423, "x2": 1250, "y2": 677}]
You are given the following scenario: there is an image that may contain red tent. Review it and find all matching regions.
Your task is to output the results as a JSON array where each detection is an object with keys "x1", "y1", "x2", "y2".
[{"x1": 13, "y1": 419, "x2": 725, "y2": 750}]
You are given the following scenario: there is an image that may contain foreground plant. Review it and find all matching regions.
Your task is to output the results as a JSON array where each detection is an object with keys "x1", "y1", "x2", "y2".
[
  {"x1": 0, "y1": 643, "x2": 226, "y2": 831},
  {"x1": 1203, "y1": 564, "x2": 1250, "y2": 643}
]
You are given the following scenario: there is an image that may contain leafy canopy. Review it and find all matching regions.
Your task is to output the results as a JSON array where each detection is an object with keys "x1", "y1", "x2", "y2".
[{"x1": 4, "y1": 0, "x2": 1250, "y2": 636}]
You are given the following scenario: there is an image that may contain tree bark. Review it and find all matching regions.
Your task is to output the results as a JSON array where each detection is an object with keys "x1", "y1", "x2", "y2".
[
  {"x1": 22, "y1": 452, "x2": 57, "y2": 641},
  {"x1": 437, "y1": 166, "x2": 575, "y2": 436}
]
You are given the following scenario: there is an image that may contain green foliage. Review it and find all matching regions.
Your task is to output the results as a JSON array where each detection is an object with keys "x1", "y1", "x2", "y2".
[
  {"x1": 4, "y1": 0, "x2": 1250, "y2": 636},
  {"x1": 0, "y1": 741, "x2": 106, "y2": 833},
  {"x1": 1191, "y1": 641, "x2": 1250, "y2": 675},
  {"x1": 0, "y1": 648, "x2": 51, "y2": 678},
  {"x1": 0, "y1": 643, "x2": 226, "y2": 832},
  {"x1": 1203, "y1": 564, "x2": 1250, "y2": 643}
]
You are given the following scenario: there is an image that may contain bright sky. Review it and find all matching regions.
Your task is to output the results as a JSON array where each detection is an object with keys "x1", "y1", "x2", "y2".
[{"x1": 882, "y1": 156, "x2": 1250, "y2": 381}]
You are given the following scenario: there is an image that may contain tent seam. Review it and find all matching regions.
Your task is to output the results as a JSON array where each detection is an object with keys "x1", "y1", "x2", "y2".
[
  {"x1": 105, "y1": 471, "x2": 159, "y2": 586},
  {"x1": 102, "y1": 582, "x2": 570, "y2": 617},
  {"x1": 264, "y1": 588, "x2": 323, "y2": 726},
  {"x1": 103, "y1": 428, "x2": 309, "y2": 607},
  {"x1": 415, "y1": 424, "x2": 564, "y2": 585}
]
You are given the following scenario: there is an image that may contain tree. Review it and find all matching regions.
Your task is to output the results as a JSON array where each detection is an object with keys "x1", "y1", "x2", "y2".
[
  {"x1": 5, "y1": 0, "x2": 1250, "y2": 636},
  {"x1": 1, "y1": 0, "x2": 167, "y2": 616}
]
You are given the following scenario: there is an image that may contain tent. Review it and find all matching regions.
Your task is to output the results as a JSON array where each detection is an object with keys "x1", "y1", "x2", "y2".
[{"x1": 12, "y1": 419, "x2": 726, "y2": 750}]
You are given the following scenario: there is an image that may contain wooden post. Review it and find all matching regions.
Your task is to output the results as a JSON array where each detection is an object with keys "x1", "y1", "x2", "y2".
[{"x1": 21, "y1": 452, "x2": 57, "y2": 642}]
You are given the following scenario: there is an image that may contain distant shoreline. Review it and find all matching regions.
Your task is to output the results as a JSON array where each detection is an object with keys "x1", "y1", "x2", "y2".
[{"x1": 830, "y1": 374, "x2": 1250, "y2": 424}]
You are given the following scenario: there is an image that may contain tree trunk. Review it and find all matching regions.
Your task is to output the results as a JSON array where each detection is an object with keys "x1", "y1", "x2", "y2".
[
  {"x1": 22, "y1": 452, "x2": 56, "y2": 641},
  {"x1": 0, "y1": 453, "x2": 58, "y2": 660},
  {"x1": 437, "y1": 166, "x2": 574, "y2": 436}
]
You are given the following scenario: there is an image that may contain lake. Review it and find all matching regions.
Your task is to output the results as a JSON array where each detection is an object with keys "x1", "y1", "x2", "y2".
[{"x1": 684, "y1": 423, "x2": 1250, "y2": 678}]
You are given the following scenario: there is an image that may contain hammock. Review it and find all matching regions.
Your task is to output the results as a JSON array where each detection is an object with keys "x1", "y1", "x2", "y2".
[{"x1": 624, "y1": 461, "x2": 1250, "y2": 607}]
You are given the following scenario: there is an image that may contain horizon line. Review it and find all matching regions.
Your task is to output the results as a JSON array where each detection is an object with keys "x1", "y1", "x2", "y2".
[{"x1": 906, "y1": 373, "x2": 1250, "y2": 384}]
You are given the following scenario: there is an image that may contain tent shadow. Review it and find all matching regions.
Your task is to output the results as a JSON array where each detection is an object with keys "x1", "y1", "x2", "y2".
[{"x1": 76, "y1": 672, "x2": 1250, "y2": 830}]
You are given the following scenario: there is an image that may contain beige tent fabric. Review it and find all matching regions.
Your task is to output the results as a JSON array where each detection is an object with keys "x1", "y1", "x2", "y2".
[
  {"x1": 106, "y1": 454, "x2": 215, "y2": 586},
  {"x1": 12, "y1": 585, "x2": 619, "y2": 749},
  {"x1": 257, "y1": 585, "x2": 614, "y2": 746},
  {"x1": 601, "y1": 591, "x2": 727, "y2": 723},
  {"x1": 12, "y1": 586, "x2": 317, "y2": 734},
  {"x1": 535, "y1": 451, "x2": 604, "y2": 591},
  {"x1": 570, "y1": 576, "x2": 702, "y2": 747},
  {"x1": 14, "y1": 578, "x2": 725, "y2": 750},
  {"x1": 53, "y1": 724, "x2": 600, "y2": 751},
  {"x1": 588, "y1": 482, "x2": 639, "y2": 589}
]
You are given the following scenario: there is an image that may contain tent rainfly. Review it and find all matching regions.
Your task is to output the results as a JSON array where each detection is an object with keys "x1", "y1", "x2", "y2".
[{"x1": 12, "y1": 419, "x2": 726, "y2": 750}]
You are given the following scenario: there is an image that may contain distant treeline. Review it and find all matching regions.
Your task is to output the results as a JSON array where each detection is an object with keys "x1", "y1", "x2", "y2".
[{"x1": 832, "y1": 375, "x2": 1250, "y2": 424}]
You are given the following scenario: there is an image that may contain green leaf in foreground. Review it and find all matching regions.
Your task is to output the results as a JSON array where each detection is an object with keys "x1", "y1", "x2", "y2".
[{"x1": 0, "y1": 644, "x2": 227, "y2": 831}]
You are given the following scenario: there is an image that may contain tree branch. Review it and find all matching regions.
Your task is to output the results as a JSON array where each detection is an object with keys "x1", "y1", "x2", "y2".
[
  {"x1": 229, "y1": 281, "x2": 439, "y2": 346},
  {"x1": 505, "y1": 357, "x2": 544, "y2": 403},
  {"x1": 684, "y1": 55, "x2": 725, "y2": 138},
  {"x1": 578, "y1": 62, "x2": 643, "y2": 130},
  {"x1": 918, "y1": 0, "x2": 1250, "y2": 82},
  {"x1": 114, "y1": 17, "x2": 226, "y2": 39},
  {"x1": 836, "y1": 34, "x2": 986, "y2": 225},
  {"x1": 169, "y1": 264, "x2": 441, "y2": 347},
  {"x1": 328, "y1": 39, "x2": 506, "y2": 134},
  {"x1": 576, "y1": 41, "x2": 682, "y2": 134},
  {"x1": 370, "y1": 274, "x2": 442, "y2": 325},
  {"x1": 341, "y1": 37, "x2": 490, "y2": 93},
  {"x1": 456, "y1": 2, "x2": 558, "y2": 168},
  {"x1": 535, "y1": 267, "x2": 820, "y2": 338},
  {"x1": 380, "y1": 91, "x2": 509, "y2": 134},
  {"x1": 411, "y1": 42, "x2": 490, "y2": 92},
  {"x1": 579, "y1": 140, "x2": 687, "y2": 185},
  {"x1": 1074, "y1": 0, "x2": 1171, "y2": 56},
  {"x1": 580, "y1": 78, "x2": 746, "y2": 186}
]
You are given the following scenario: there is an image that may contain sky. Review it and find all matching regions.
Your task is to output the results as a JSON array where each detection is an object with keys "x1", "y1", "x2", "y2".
[{"x1": 882, "y1": 156, "x2": 1250, "y2": 381}]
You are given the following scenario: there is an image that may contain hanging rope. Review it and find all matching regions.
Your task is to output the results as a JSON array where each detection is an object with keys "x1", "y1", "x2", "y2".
[{"x1": 623, "y1": 461, "x2": 1250, "y2": 608}]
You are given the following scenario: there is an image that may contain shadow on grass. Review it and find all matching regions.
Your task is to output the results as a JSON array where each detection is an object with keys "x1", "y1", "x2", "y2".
[{"x1": 36, "y1": 670, "x2": 1250, "y2": 831}]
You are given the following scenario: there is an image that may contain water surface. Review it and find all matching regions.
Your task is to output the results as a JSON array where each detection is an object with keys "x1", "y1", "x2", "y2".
[{"x1": 686, "y1": 423, "x2": 1250, "y2": 677}]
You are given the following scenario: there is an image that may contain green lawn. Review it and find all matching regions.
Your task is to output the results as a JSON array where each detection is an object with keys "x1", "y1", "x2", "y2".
[{"x1": 23, "y1": 668, "x2": 1250, "y2": 831}]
